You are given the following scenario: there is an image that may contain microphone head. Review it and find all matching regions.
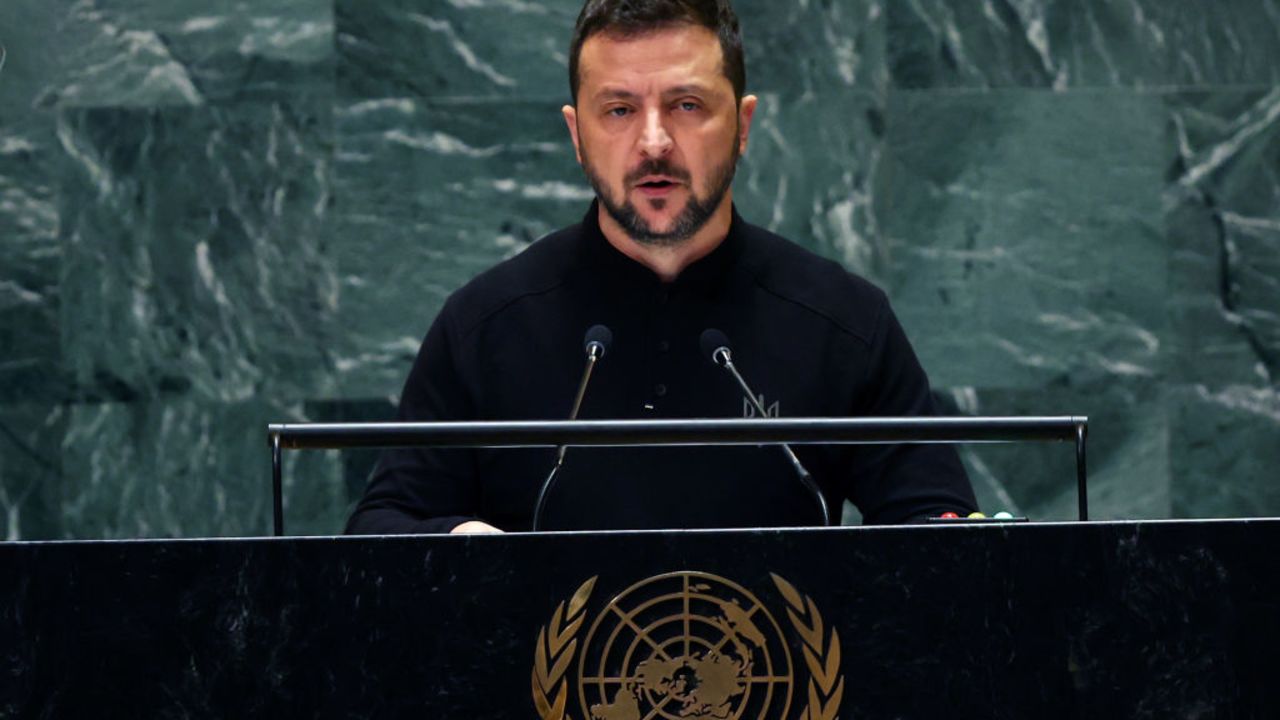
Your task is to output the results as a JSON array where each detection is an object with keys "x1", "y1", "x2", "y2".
[
  {"x1": 699, "y1": 328, "x2": 732, "y2": 366},
  {"x1": 584, "y1": 324, "x2": 613, "y2": 359}
]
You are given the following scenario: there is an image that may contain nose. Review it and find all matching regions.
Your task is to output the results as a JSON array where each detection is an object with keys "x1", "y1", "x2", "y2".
[{"x1": 638, "y1": 107, "x2": 673, "y2": 158}]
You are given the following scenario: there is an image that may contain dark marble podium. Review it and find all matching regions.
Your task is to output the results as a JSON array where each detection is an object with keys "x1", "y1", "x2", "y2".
[{"x1": 2, "y1": 519, "x2": 1277, "y2": 719}]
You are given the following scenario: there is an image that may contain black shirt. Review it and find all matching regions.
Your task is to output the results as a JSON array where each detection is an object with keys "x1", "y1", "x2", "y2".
[{"x1": 346, "y1": 203, "x2": 977, "y2": 533}]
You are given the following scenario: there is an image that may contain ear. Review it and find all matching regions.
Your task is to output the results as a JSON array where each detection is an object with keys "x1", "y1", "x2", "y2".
[
  {"x1": 736, "y1": 95, "x2": 758, "y2": 155},
  {"x1": 562, "y1": 104, "x2": 583, "y2": 164}
]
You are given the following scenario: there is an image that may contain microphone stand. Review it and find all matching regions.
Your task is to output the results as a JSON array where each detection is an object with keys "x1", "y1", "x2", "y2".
[
  {"x1": 713, "y1": 347, "x2": 832, "y2": 527},
  {"x1": 531, "y1": 344, "x2": 602, "y2": 530}
]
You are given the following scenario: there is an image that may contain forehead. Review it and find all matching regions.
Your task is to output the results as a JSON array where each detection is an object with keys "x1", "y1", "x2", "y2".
[{"x1": 578, "y1": 24, "x2": 729, "y2": 98}]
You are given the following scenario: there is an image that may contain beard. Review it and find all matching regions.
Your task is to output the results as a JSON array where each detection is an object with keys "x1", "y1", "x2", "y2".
[{"x1": 580, "y1": 138, "x2": 740, "y2": 247}]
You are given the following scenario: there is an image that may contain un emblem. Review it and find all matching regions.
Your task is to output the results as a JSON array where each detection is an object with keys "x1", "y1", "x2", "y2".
[{"x1": 532, "y1": 572, "x2": 843, "y2": 720}]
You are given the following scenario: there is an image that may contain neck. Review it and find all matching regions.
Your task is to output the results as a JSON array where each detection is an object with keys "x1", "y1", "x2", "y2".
[{"x1": 597, "y1": 193, "x2": 734, "y2": 283}]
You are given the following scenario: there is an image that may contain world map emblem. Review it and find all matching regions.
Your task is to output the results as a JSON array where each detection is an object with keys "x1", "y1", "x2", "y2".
[{"x1": 532, "y1": 572, "x2": 843, "y2": 720}]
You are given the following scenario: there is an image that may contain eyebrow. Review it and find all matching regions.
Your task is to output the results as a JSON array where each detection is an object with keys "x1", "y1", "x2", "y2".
[
  {"x1": 591, "y1": 84, "x2": 717, "y2": 104},
  {"x1": 593, "y1": 88, "x2": 642, "y2": 103},
  {"x1": 663, "y1": 84, "x2": 713, "y2": 98}
]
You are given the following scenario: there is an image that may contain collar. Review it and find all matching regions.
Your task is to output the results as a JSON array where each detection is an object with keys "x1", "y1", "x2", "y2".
[{"x1": 579, "y1": 200, "x2": 746, "y2": 296}]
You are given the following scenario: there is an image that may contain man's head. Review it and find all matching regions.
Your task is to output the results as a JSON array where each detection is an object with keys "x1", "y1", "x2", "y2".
[
  {"x1": 569, "y1": 0, "x2": 746, "y2": 106},
  {"x1": 562, "y1": 0, "x2": 756, "y2": 247}
]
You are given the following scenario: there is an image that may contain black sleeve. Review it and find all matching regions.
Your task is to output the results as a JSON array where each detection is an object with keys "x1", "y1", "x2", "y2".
[
  {"x1": 344, "y1": 301, "x2": 481, "y2": 535},
  {"x1": 847, "y1": 293, "x2": 979, "y2": 524}
]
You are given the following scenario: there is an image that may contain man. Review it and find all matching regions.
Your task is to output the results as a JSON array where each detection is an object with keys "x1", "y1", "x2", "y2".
[{"x1": 346, "y1": 0, "x2": 977, "y2": 535}]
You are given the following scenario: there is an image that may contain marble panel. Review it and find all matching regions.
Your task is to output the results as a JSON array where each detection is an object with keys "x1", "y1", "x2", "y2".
[
  {"x1": 22, "y1": 0, "x2": 332, "y2": 108},
  {"x1": 330, "y1": 97, "x2": 587, "y2": 398},
  {"x1": 1165, "y1": 89, "x2": 1280, "y2": 389},
  {"x1": 735, "y1": 0, "x2": 886, "y2": 96},
  {"x1": 0, "y1": 4, "x2": 64, "y2": 402},
  {"x1": 56, "y1": 102, "x2": 337, "y2": 404},
  {"x1": 3, "y1": 0, "x2": 1277, "y2": 540},
  {"x1": 0, "y1": 120, "x2": 61, "y2": 402},
  {"x1": 0, "y1": 2, "x2": 63, "y2": 118},
  {"x1": 879, "y1": 89, "x2": 1166, "y2": 391},
  {"x1": 938, "y1": 379, "x2": 1170, "y2": 522},
  {"x1": 889, "y1": 0, "x2": 1280, "y2": 89},
  {"x1": 58, "y1": 398, "x2": 344, "y2": 539},
  {"x1": 336, "y1": 0, "x2": 883, "y2": 102},
  {"x1": 1171, "y1": 385, "x2": 1280, "y2": 518},
  {"x1": 889, "y1": 0, "x2": 1059, "y2": 89},
  {"x1": 1163, "y1": 89, "x2": 1280, "y2": 518},
  {"x1": 0, "y1": 404, "x2": 65, "y2": 540},
  {"x1": 735, "y1": 90, "x2": 886, "y2": 280},
  {"x1": 337, "y1": 0, "x2": 579, "y2": 101}
]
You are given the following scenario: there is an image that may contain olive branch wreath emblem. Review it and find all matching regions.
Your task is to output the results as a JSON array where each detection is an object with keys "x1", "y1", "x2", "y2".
[
  {"x1": 533, "y1": 576, "x2": 598, "y2": 720},
  {"x1": 770, "y1": 573, "x2": 844, "y2": 720},
  {"x1": 531, "y1": 573, "x2": 843, "y2": 720}
]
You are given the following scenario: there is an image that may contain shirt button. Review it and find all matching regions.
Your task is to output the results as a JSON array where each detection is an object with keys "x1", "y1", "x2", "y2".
[
  {"x1": 654, "y1": 383, "x2": 667, "y2": 397},
  {"x1": 657, "y1": 340, "x2": 670, "y2": 353}
]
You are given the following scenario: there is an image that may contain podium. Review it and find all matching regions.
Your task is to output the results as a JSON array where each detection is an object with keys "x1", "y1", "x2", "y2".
[{"x1": 2, "y1": 519, "x2": 1277, "y2": 718}]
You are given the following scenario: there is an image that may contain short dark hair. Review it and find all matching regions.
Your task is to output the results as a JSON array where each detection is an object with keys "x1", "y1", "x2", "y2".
[{"x1": 568, "y1": 0, "x2": 746, "y2": 104}]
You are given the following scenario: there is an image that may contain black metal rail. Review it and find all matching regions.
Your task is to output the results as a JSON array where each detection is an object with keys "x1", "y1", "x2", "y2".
[{"x1": 268, "y1": 416, "x2": 1089, "y2": 535}]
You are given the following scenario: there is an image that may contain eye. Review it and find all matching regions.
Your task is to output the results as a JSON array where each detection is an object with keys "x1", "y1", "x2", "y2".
[
  {"x1": 607, "y1": 106, "x2": 631, "y2": 118},
  {"x1": 678, "y1": 101, "x2": 700, "y2": 112}
]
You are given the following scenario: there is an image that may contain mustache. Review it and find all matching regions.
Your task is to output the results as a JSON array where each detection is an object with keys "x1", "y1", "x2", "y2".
[{"x1": 625, "y1": 159, "x2": 691, "y2": 185}]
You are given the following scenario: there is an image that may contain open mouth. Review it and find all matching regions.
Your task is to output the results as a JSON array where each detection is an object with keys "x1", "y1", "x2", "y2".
[{"x1": 636, "y1": 179, "x2": 679, "y2": 191}]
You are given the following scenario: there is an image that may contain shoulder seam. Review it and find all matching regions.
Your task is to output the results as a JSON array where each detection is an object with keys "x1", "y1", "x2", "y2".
[
  {"x1": 746, "y1": 267, "x2": 879, "y2": 348},
  {"x1": 456, "y1": 277, "x2": 571, "y2": 340}
]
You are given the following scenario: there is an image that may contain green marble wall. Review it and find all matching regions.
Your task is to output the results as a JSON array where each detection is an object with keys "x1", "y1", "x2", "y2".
[{"x1": 1, "y1": 1, "x2": 1276, "y2": 539}]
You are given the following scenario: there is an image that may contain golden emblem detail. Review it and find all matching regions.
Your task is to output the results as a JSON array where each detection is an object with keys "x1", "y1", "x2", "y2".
[{"x1": 531, "y1": 572, "x2": 842, "y2": 720}]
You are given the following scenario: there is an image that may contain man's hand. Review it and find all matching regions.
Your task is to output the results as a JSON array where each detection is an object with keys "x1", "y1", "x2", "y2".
[{"x1": 450, "y1": 520, "x2": 504, "y2": 534}]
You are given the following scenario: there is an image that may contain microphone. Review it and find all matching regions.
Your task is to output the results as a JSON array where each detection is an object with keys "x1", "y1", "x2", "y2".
[
  {"x1": 532, "y1": 324, "x2": 613, "y2": 530},
  {"x1": 699, "y1": 328, "x2": 832, "y2": 526}
]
